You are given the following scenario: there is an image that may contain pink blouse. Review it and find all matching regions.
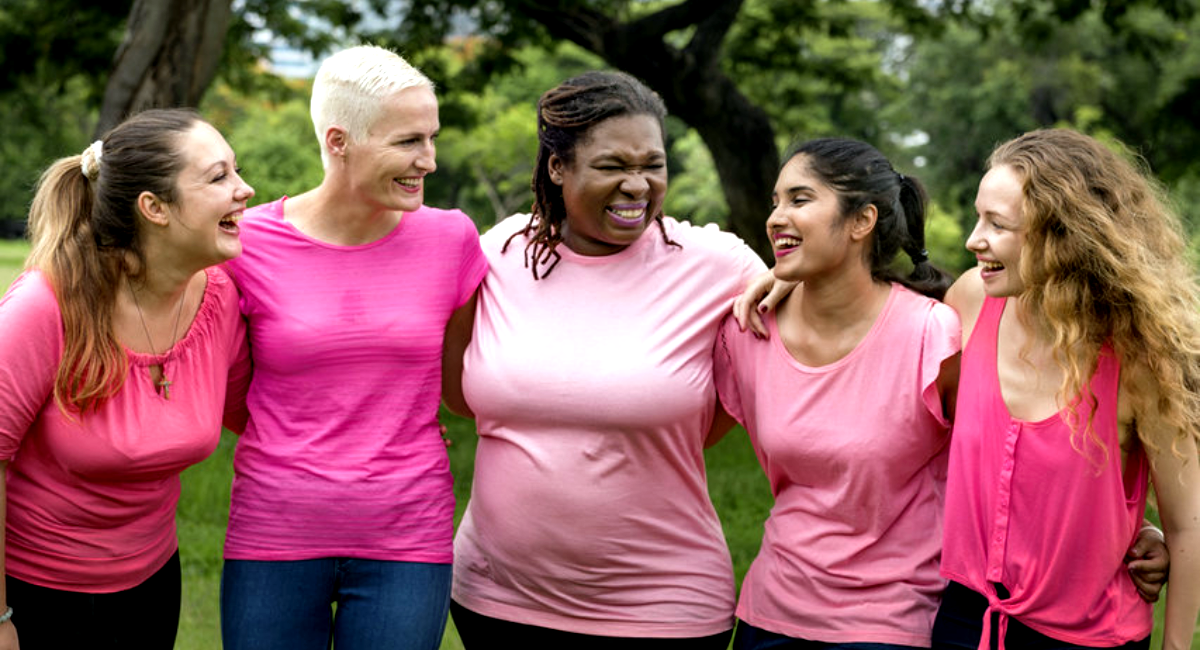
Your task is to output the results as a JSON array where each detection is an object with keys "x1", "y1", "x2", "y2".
[
  {"x1": 941, "y1": 296, "x2": 1151, "y2": 648},
  {"x1": 0, "y1": 267, "x2": 249, "y2": 592}
]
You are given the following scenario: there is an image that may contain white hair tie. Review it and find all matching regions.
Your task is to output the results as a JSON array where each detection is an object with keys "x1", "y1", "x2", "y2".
[{"x1": 80, "y1": 140, "x2": 104, "y2": 181}]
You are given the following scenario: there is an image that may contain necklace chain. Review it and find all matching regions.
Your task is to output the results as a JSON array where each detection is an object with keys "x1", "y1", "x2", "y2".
[{"x1": 129, "y1": 280, "x2": 188, "y2": 400}]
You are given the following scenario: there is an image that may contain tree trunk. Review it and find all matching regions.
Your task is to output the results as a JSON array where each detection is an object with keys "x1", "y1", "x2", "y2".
[{"x1": 95, "y1": 0, "x2": 232, "y2": 136}]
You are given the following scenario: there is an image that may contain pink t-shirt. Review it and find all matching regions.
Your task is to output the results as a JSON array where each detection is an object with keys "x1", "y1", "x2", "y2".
[
  {"x1": 0, "y1": 267, "x2": 249, "y2": 592},
  {"x1": 222, "y1": 198, "x2": 486, "y2": 562},
  {"x1": 715, "y1": 284, "x2": 960, "y2": 646},
  {"x1": 452, "y1": 214, "x2": 765, "y2": 637},
  {"x1": 941, "y1": 296, "x2": 1151, "y2": 648}
]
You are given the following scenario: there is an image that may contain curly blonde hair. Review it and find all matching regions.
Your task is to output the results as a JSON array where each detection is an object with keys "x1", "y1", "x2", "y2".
[{"x1": 989, "y1": 128, "x2": 1200, "y2": 462}]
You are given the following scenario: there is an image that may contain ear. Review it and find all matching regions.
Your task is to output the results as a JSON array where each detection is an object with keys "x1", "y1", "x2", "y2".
[
  {"x1": 547, "y1": 154, "x2": 566, "y2": 186},
  {"x1": 324, "y1": 126, "x2": 350, "y2": 160},
  {"x1": 136, "y1": 191, "x2": 170, "y2": 227},
  {"x1": 848, "y1": 203, "x2": 878, "y2": 242}
]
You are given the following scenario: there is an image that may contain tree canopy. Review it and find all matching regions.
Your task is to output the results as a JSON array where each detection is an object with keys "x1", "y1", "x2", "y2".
[{"x1": 3, "y1": 0, "x2": 1199, "y2": 268}]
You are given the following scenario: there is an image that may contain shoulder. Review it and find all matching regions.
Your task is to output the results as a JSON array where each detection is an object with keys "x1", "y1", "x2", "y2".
[
  {"x1": 1, "y1": 270, "x2": 61, "y2": 322},
  {"x1": 405, "y1": 205, "x2": 481, "y2": 241},
  {"x1": 944, "y1": 267, "x2": 984, "y2": 343},
  {"x1": 479, "y1": 213, "x2": 534, "y2": 251},
  {"x1": 660, "y1": 217, "x2": 765, "y2": 271},
  {"x1": 891, "y1": 285, "x2": 962, "y2": 343}
]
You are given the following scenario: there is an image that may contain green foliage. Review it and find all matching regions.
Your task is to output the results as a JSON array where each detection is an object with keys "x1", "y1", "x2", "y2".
[
  {"x1": 201, "y1": 81, "x2": 325, "y2": 207},
  {"x1": 901, "y1": 0, "x2": 1200, "y2": 239},
  {"x1": 0, "y1": 73, "x2": 93, "y2": 225}
]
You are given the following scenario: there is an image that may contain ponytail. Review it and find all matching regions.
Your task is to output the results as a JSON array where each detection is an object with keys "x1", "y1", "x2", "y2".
[
  {"x1": 26, "y1": 153, "x2": 126, "y2": 413},
  {"x1": 23, "y1": 108, "x2": 201, "y2": 413},
  {"x1": 895, "y1": 174, "x2": 953, "y2": 301}
]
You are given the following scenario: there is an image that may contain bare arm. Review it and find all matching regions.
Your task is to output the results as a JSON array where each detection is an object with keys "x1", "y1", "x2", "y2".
[
  {"x1": 1, "y1": 461, "x2": 19, "y2": 649},
  {"x1": 441, "y1": 291, "x2": 478, "y2": 419},
  {"x1": 1137, "y1": 376, "x2": 1200, "y2": 650}
]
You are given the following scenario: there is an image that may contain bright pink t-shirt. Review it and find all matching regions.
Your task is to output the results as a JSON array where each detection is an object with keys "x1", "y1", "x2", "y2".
[
  {"x1": 0, "y1": 267, "x2": 249, "y2": 592},
  {"x1": 452, "y1": 214, "x2": 765, "y2": 637},
  {"x1": 222, "y1": 198, "x2": 486, "y2": 562},
  {"x1": 715, "y1": 284, "x2": 960, "y2": 646},
  {"x1": 941, "y1": 296, "x2": 1151, "y2": 648}
]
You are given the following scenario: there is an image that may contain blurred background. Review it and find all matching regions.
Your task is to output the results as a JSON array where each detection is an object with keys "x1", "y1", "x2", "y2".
[{"x1": 2, "y1": 1, "x2": 1198, "y2": 648}]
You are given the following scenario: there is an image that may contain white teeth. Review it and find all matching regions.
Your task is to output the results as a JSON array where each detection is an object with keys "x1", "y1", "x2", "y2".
[
  {"x1": 611, "y1": 208, "x2": 643, "y2": 219},
  {"x1": 397, "y1": 178, "x2": 420, "y2": 187},
  {"x1": 775, "y1": 236, "x2": 800, "y2": 248}
]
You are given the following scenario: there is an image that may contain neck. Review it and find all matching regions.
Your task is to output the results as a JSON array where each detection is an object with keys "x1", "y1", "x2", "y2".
[
  {"x1": 287, "y1": 180, "x2": 404, "y2": 246},
  {"x1": 782, "y1": 265, "x2": 888, "y2": 333},
  {"x1": 122, "y1": 250, "x2": 198, "y2": 311}
]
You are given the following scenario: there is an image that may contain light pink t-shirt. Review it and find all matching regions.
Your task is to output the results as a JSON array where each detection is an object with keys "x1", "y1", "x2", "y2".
[
  {"x1": 0, "y1": 267, "x2": 249, "y2": 592},
  {"x1": 222, "y1": 198, "x2": 487, "y2": 562},
  {"x1": 452, "y1": 214, "x2": 765, "y2": 637},
  {"x1": 941, "y1": 296, "x2": 1151, "y2": 648},
  {"x1": 715, "y1": 284, "x2": 960, "y2": 646}
]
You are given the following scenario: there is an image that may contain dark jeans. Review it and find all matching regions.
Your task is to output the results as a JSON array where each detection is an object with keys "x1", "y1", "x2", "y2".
[
  {"x1": 931, "y1": 581, "x2": 1150, "y2": 650},
  {"x1": 733, "y1": 618, "x2": 926, "y2": 650},
  {"x1": 6, "y1": 550, "x2": 181, "y2": 650},
  {"x1": 221, "y1": 557, "x2": 451, "y2": 650},
  {"x1": 450, "y1": 599, "x2": 734, "y2": 649}
]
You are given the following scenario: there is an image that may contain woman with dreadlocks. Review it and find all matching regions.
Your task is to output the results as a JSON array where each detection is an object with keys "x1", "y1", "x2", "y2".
[
  {"x1": 442, "y1": 70, "x2": 765, "y2": 647},
  {"x1": 933, "y1": 129, "x2": 1200, "y2": 649}
]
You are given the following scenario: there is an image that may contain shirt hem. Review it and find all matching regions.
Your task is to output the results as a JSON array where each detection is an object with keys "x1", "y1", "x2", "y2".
[{"x1": 452, "y1": 591, "x2": 735, "y2": 638}]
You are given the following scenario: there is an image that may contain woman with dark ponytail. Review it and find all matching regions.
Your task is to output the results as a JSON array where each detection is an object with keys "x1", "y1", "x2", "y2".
[
  {"x1": 0, "y1": 108, "x2": 253, "y2": 649},
  {"x1": 715, "y1": 137, "x2": 960, "y2": 648},
  {"x1": 721, "y1": 137, "x2": 1168, "y2": 649}
]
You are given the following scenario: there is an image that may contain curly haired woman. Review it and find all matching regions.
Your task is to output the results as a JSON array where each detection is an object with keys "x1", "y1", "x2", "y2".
[{"x1": 934, "y1": 129, "x2": 1200, "y2": 650}]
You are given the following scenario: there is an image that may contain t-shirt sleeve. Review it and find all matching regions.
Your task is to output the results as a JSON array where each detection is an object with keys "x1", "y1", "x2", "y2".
[
  {"x1": 713, "y1": 314, "x2": 747, "y2": 426},
  {"x1": 920, "y1": 300, "x2": 963, "y2": 425},
  {"x1": 0, "y1": 272, "x2": 63, "y2": 458},
  {"x1": 222, "y1": 312, "x2": 252, "y2": 434},
  {"x1": 454, "y1": 213, "x2": 488, "y2": 308}
]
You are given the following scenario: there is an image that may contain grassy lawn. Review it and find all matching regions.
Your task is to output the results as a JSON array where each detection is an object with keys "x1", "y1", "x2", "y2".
[{"x1": 0, "y1": 239, "x2": 1193, "y2": 648}]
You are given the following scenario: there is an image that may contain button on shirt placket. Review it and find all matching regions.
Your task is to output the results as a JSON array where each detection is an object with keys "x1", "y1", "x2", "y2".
[{"x1": 978, "y1": 419, "x2": 1022, "y2": 650}]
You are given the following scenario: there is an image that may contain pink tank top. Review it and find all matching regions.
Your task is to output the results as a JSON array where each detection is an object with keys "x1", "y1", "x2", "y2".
[{"x1": 941, "y1": 296, "x2": 1152, "y2": 649}]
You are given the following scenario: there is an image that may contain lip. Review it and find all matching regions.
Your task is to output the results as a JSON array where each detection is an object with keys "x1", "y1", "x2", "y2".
[
  {"x1": 772, "y1": 233, "x2": 801, "y2": 257},
  {"x1": 395, "y1": 176, "x2": 423, "y2": 194},
  {"x1": 607, "y1": 203, "x2": 648, "y2": 228},
  {"x1": 218, "y1": 208, "x2": 244, "y2": 235}
]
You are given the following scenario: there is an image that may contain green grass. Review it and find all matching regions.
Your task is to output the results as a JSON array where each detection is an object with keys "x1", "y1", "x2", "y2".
[{"x1": 0, "y1": 240, "x2": 1193, "y2": 648}]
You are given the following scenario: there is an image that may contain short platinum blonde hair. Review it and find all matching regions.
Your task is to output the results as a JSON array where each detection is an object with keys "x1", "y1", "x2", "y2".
[{"x1": 310, "y1": 44, "x2": 434, "y2": 167}]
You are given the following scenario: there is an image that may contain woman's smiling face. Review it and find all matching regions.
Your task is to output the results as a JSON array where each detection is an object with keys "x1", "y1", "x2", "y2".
[
  {"x1": 967, "y1": 164, "x2": 1027, "y2": 297},
  {"x1": 552, "y1": 113, "x2": 667, "y2": 256}
]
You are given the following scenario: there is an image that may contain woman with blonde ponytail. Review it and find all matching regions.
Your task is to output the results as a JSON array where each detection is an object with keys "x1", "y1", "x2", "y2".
[{"x1": 0, "y1": 108, "x2": 254, "y2": 649}]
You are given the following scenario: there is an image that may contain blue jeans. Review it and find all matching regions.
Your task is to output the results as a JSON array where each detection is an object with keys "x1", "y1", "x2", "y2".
[
  {"x1": 221, "y1": 558, "x2": 451, "y2": 650},
  {"x1": 734, "y1": 618, "x2": 925, "y2": 650}
]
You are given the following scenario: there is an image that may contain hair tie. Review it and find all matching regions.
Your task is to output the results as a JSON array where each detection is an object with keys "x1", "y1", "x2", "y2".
[
  {"x1": 911, "y1": 248, "x2": 929, "y2": 264},
  {"x1": 80, "y1": 140, "x2": 104, "y2": 181},
  {"x1": 896, "y1": 171, "x2": 906, "y2": 184}
]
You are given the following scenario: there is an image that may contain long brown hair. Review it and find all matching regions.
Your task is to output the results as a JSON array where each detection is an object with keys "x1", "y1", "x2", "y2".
[
  {"x1": 25, "y1": 108, "x2": 200, "y2": 413},
  {"x1": 990, "y1": 128, "x2": 1200, "y2": 461}
]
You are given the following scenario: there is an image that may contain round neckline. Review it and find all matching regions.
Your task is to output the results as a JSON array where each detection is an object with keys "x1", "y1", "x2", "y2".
[
  {"x1": 124, "y1": 267, "x2": 216, "y2": 366},
  {"x1": 275, "y1": 196, "x2": 410, "y2": 251},
  {"x1": 768, "y1": 282, "x2": 901, "y2": 373}
]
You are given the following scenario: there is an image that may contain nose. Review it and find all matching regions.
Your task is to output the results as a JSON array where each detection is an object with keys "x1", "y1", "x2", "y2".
[
  {"x1": 619, "y1": 171, "x2": 650, "y2": 196},
  {"x1": 234, "y1": 172, "x2": 254, "y2": 202},
  {"x1": 416, "y1": 140, "x2": 437, "y2": 173},
  {"x1": 965, "y1": 219, "x2": 985, "y2": 252},
  {"x1": 765, "y1": 204, "x2": 786, "y2": 231}
]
